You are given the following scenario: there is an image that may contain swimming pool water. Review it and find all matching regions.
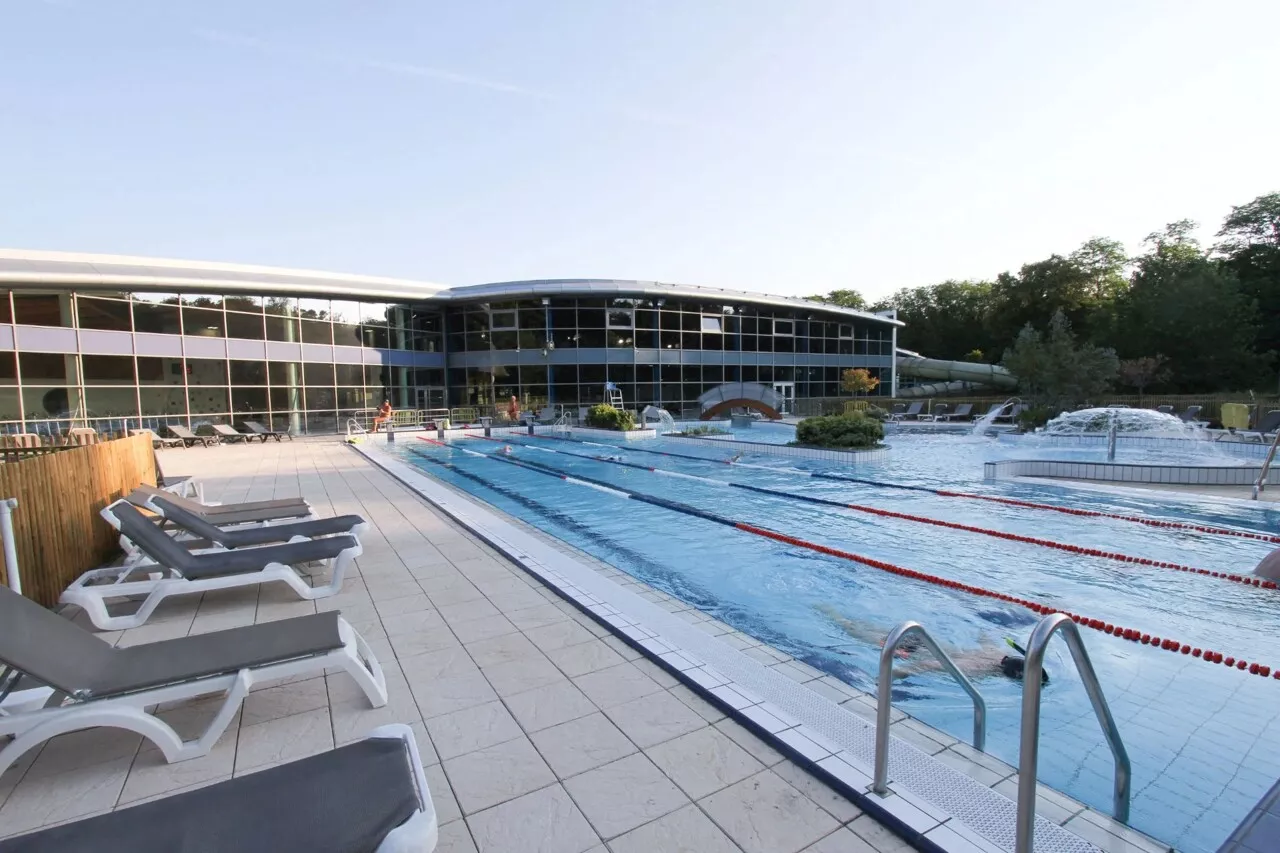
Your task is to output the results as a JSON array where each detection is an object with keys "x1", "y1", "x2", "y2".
[{"x1": 387, "y1": 430, "x2": 1280, "y2": 853}]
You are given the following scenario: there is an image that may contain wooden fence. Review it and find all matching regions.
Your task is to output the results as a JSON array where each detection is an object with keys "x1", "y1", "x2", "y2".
[{"x1": 0, "y1": 433, "x2": 156, "y2": 606}]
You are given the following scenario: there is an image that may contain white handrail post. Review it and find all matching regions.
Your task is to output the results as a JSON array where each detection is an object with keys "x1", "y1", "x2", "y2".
[{"x1": 0, "y1": 498, "x2": 20, "y2": 595}]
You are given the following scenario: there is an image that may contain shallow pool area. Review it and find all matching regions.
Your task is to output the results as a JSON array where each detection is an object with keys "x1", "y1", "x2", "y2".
[{"x1": 387, "y1": 428, "x2": 1280, "y2": 853}]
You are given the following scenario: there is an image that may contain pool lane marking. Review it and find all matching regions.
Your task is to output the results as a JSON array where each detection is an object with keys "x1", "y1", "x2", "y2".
[
  {"x1": 523, "y1": 433, "x2": 1280, "y2": 545},
  {"x1": 470, "y1": 435, "x2": 1271, "y2": 592},
  {"x1": 422, "y1": 440, "x2": 1279, "y2": 681}
]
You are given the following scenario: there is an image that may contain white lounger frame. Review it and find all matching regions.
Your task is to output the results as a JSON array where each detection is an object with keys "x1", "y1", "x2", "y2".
[
  {"x1": 64, "y1": 503, "x2": 362, "y2": 631},
  {"x1": 0, "y1": 618, "x2": 386, "y2": 779},
  {"x1": 368, "y1": 724, "x2": 440, "y2": 853}
]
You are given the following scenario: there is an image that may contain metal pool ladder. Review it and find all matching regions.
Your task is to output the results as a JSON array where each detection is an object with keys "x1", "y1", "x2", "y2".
[
  {"x1": 1015, "y1": 613, "x2": 1130, "y2": 853},
  {"x1": 872, "y1": 621, "x2": 987, "y2": 794},
  {"x1": 1253, "y1": 428, "x2": 1280, "y2": 499}
]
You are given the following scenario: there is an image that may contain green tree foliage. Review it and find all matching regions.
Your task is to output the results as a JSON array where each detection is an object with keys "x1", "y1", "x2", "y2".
[
  {"x1": 1001, "y1": 310, "x2": 1118, "y2": 408},
  {"x1": 1117, "y1": 356, "x2": 1170, "y2": 402},
  {"x1": 1217, "y1": 193, "x2": 1280, "y2": 376},
  {"x1": 873, "y1": 280, "x2": 996, "y2": 360},
  {"x1": 806, "y1": 289, "x2": 867, "y2": 310}
]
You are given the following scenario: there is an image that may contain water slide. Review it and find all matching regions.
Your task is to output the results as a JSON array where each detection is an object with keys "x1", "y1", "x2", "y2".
[{"x1": 895, "y1": 349, "x2": 1017, "y2": 398}]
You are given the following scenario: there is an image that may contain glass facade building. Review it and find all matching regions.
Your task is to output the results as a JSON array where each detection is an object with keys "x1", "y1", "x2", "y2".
[{"x1": 0, "y1": 253, "x2": 899, "y2": 434}]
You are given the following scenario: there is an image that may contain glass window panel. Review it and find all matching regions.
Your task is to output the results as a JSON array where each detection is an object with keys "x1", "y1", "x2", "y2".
[
  {"x1": 0, "y1": 352, "x2": 15, "y2": 385},
  {"x1": 186, "y1": 358, "x2": 227, "y2": 386},
  {"x1": 360, "y1": 302, "x2": 391, "y2": 324},
  {"x1": 681, "y1": 312, "x2": 701, "y2": 332},
  {"x1": 333, "y1": 321, "x2": 362, "y2": 347},
  {"x1": 182, "y1": 306, "x2": 225, "y2": 337},
  {"x1": 337, "y1": 387, "x2": 373, "y2": 409},
  {"x1": 552, "y1": 329, "x2": 577, "y2": 349},
  {"x1": 330, "y1": 301, "x2": 361, "y2": 325},
  {"x1": 296, "y1": 299, "x2": 330, "y2": 320},
  {"x1": 13, "y1": 294, "x2": 70, "y2": 327},
  {"x1": 265, "y1": 314, "x2": 300, "y2": 342},
  {"x1": 700, "y1": 316, "x2": 722, "y2": 333},
  {"x1": 660, "y1": 330, "x2": 680, "y2": 349},
  {"x1": 681, "y1": 332, "x2": 701, "y2": 350},
  {"x1": 577, "y1": 329, "x2": 605, "y2": 348},
  {"x1": 229, "y1": 360, "x2": 267, "y2": 385},
  {"x1": 551, "y1": 307, "x2": 576, "y2": 329},
  {"x1": 607, "y1": 310, "x2": 633, "y2": 329},
  {"x1": 365, "y1": 365, "x2": 388, "y2": 387},
  {"x1": 138, "y1": 386, "x2": 186, "y2": 415},
  {"x1": 579, "y1": 363, "x2": 606, "y2": 384},
  {"x1": 300, "y1": 320, "x2": 332, "y2": 345},
  {"x1": 268, "y1": 362, "x2": 301, "y2": 386},
  {"x1": 225, "y1": 311, "x2": 265, "y2": 340},
  {"x1": 518, "y1": 329, "x2": 540, "y2": 349},
  {"x1": 702, "y1": 333, "x2": 723, "y2": 351},
  {"x1": 775, "y1": 335, "x2": 794, "y2": 353},
  {"x1": 465, "y1": 333, "x2": 489, "y2": 351},
  {"x1": 187, "y1": 387, "x2": 229, "y2": 415},
  {"x1": 608, "y1": 330, "x2": 633, "y2": 348},
  {"x1": 518, "y1": 308, "x2": 546, "y2": 331},
  {"x1": 490, "y1": 311, "x2": 517, "y2": 330},
  {"x1": 181, "y1": 294, "x2": 222, "y2": 308},
  {"x1": 659, "y1": 310, "x2": 680, "y2": 331},
  {"x1": 840, "y1": 324, "x2": 853, "y2": 338},
  {"x1": 305, "y1": 387, "x2": 336, "y2": 409},
  {"x1": 20, "y1": 352, "x2": 72, "y2": 382},
  {"x1": 132, "y1": 300, "x2": 183, "y2": 334},
  {"x1": 23, "y1": 387, "x2": 73, "y2": 417},
  {"x1": 270, "y1": 387, "x2": 303, "y2": 412},
  {"x1": 491, "y1": 331, "x2": 518, "y2": 350},
  {"x1": 414, "y1": 334, "x2": 441, "y2": 353},
  {"x1": 332, "y1": 364, "x2": 362, "y2": 386},
  {"x1": 360, "y1": 325, "x2": 389, "y2": 348},
  {"x1": 136, "y1": 357, "x2": 184, "y2": 385},
  {"x1": 305, "y1": 362, "x2": 335, "y2": 386},
  {"x1": 82, "y1": 355, "x2": 135, "y2": 384},
  {"x1": 264, "y1": 296, "x2": 298, "y2": 316},
  {"x1": 577, "y1": 308, "x2": 605, "y2": 328},
  {"x1": 635, "y1": 309, "x2": 657, "y2": 330},
  {"x1": 774, "y1": 319, "x2": 794, "y2": 336},
  {"x1": 76, "y1": 296, "x2": 132, "y2": 331},
  {"x1": 0, "y1": 293, "x2": 10, "y2": 325},
  {"x1": 413, "y1": 310, "x2": 442, "y2": 334},
  {"x1": 231, "y1": 387, "x2": 268, "y2": 412},
  {"x1": 84, "y1": 387, "x2": 138, "y2": 418},
  {"x1": 222, "y1": 295, "x2": 261, "y2": 313},
  {"x1": 0, "y1": 388, "x2": 20, "y2": 419}
]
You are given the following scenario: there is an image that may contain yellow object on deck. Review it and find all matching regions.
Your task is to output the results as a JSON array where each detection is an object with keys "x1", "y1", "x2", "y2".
[
  {"x1": 844, "y1": 400, "x2": 869, "y2": 415},
  {"x1": 1220, "y1": 403, "x2": 1250, "y2": 430}
]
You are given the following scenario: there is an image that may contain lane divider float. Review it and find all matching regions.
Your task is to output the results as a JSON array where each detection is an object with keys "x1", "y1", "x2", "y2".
[
  {"x1": 421, "y1": 441, "x2": 1280, "y2": 682},
  {"x1": 525, "y1": 432, "x2": 1280, "y2": 545},
  {"x1": 480, "y1": 436, "x2": 1273, "y2": 592}
]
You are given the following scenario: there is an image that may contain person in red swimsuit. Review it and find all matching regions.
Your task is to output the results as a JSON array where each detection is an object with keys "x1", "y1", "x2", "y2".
[{"x1": 372, "y1": 399, "x2": 392, "y2": 432}]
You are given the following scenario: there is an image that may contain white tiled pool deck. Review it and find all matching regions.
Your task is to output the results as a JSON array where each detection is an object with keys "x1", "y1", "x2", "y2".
[
  {"x1": 0, "y1": 439, "x2": 905, "y2": 852},
  {"x1": 0, "y1": 437, "x2": 1172, "y2": 853}
]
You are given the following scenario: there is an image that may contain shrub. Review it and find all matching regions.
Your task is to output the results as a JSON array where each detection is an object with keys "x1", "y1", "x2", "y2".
[
  {"x1": 677, "y1": 425, "x2": 729, "y2": 436},
  {"x1": 794, "y1": 412, "x2": 884, "y2": 449},
  {"x1": 1016, "y1": 405, "x2": 1058, "y2": 431},
  {"x1": 585, "y1": 404, "x2": 635, "y2": 431}
]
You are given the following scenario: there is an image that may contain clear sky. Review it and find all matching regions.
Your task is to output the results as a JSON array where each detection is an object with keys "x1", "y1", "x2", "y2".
[{"x1": 3, "y1": 1, "x2": 1278, "y2": 299}]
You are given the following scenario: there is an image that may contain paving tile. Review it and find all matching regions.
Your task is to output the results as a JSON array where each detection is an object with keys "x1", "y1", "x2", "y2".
[
  {"x1": 802, "y1": 827, "x2": 880, "y2": 853},
  {"x1": 713, "y1": 719, "x2": 785, "y2": 766},
  {"x1": 481, "y1": 656, "x2": 564, "y2": 697},
  {"x1": 504, "y1": 680, "x2": 600, "y2": 733},
  {"x1": 328, "y1": 674, "x2": 426, "y2": 746},
  {"x1": 381, "y1": 608, "x2": 447, "y2": 637},
  {"x1": 846, "y1": 814, "x2": 914, "y2": 853},
  {"x1": 573, "y1": 662, "x2": 663, "y2": 709},
  {"x1": 22, "y1": 728, "x2": 142, "y2": 781},
  {"x1": 646, "y1": 726, "x2": 764, "y2": 799},
  {"x1": 389, "y1": 624, "x2": 462, "y2": 658},
  {"x1": 563, "y1": 753, "x2": 689, "y2": 839},
  {"x1": 604, "y1": 690, "x2": 707, "y2": 748},
  {"x1": 450, "y1": 614, "x2": 520, "y2": 644},
  {"x1": 464, "y1": 631, "x2": 543, "y2": 668},
  {"x1": 439, "y1": 599, "x2": 502, "y2": 626},
  {"x1": 436, "y1": 819, "x2": 479, "y2": 853},
  {"x1": 0, "y1": 756, "x2": 132, "y2": 837},
  {"x1": 426, "y1": 761, "x2": 461, "y2": 824},
  {"x1": 373, "y1": 592, "x2": 433, "y2": 617},
  {"x1": 545, "y1": 638, "x2": 626, "y2": 677},
  {"x1": 399, "y1": 645, "x2": 479, "y2": 682},
  {"x1": 529, "y1": 712, "x2": 637, "y2": 778},
  {"x1": 426, "y1": 701, "x2": 523, "y2": 761},
  {"x1": 119, "y1": 735, "x2": 237, "y2": 805},
  {"x1": 667, "y1": 683, "x2": 727, "y2": 723},
  {"x1": 525, "y1": 620, "x2": 596, "y2": 652},
  {"x1": 241, "y1": 675, "x2": 329, "y2": 726},
  {"x1": 233, "y1": 706, "x2": 334, "y2": 773},
  {"x1": 609, "y1": 803, "x2": 742, "y2": 853},
  {"x1": 771, "y1": 760, "x2": 863, "y2": 823},
  {"x1": 699, "y1": 770, "x2": 840, "y2": 853},
  {"x1": 505, "y1": 603, "x2": 569, "y2": 631},
  {"x1": 466, "y1": 784, "x2": 599, "y2": 853},
  {"x1": 444, "y1": 737, "x2": 556, "y2": 814}
]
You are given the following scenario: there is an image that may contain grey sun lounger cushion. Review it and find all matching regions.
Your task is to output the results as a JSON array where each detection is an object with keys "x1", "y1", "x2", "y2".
[
  {"x1": 244, "y1": 420, "x2": 291, "y2": 441},
  {"x1": 151, "y1": 496, "x2": 365, "y2": 548},
  {"x1": 113, "y1": 501, "x2": 356, "y2": 581},
  {"x1": 130, "y1": 483, "x2": 311, "y2": 522},
  {"x1": 0, "y1": 585, "x2": 344, "y2": 700},
  {"x1": 211, "y1": 423, "x2": 256, "y2": 443},
  {"x1": 0, "y1": 734, "x2": 420, "y2": 853},
  {"x1": 167, "y1": 424, "x2": 218, "y2": 447}
]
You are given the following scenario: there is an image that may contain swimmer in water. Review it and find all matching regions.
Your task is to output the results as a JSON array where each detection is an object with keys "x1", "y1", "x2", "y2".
[
  {"x1": 501, "y1": 445, "x2": 514, "y2": 455},
  {"x1": 816, "y1": 604, "x2": 1043, "y2": 682},
  {"x1": 727, "y1": 452, "x2": 743, "y2": 463}
]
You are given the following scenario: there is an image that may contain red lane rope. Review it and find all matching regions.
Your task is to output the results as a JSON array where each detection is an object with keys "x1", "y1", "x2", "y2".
[
  {"x1": 736, "y1": 523, "x2": 1279, "y2": 681},
  {"x1": 934, "y1": 490, "x2": 1280, "y2": 545}
]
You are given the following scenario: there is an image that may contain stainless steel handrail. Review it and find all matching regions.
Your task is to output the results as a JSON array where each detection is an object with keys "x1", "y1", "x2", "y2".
[
  {"x1": 1016, "y1": 613, "x2": 1131, "y2": 853},
  {"x1": 1253, "y1": 429, "x2": 1280, "y2": 500},
  {"x1": 872, "y1": 621, "x2": 986, "y2": 794}
]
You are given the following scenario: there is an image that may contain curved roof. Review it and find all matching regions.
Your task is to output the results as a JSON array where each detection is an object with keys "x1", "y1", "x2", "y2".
[
  {"x1": 0, "y1": 248, "x2": 447, "y2": 301},
  {"x1": 0, "y1": 249, "x2": 900, "y2": 326}
]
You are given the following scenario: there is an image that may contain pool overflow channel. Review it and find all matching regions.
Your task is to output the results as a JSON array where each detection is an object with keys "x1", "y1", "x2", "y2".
[{"x1": 390, "y1": 435, "x2": 1157, "y2": 853}]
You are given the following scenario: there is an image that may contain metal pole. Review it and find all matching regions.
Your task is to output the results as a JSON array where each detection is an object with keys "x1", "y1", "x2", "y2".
[
  {"x1": 1016, "y1": 613, "x2": 1131, "y2": 853},
  {"x1": 0, "y1": 498, "x2": 20, "y2": 595},
  {"x1": 1106, "y1": 416, "x2": 1118, "y2": 462},
  {"x1": 873, "y1": 621, "x2": 986, "y2": 794}
]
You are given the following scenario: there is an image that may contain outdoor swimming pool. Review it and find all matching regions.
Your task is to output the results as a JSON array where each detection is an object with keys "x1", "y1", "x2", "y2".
[{"x1": 387, "y1": 428, "x2": 1280, "y2": 853}]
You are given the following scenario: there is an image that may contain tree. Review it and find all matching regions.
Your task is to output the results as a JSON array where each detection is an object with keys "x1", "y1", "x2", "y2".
[
  {"x1": 990, "y1": 252, "x2": 1102, "y2": 345},
  {"x1": 806, "y1": 289, "x2": 867, "y2": 310},
  {"x1": 1069, "y1": 237, "x2": 1129, "y2": 301},
  {"x1": 1216, "y1": 192, "x2": 1280, "y2": 252},
  {"x1": 1002, "y1": 310, "x2": 1118, "y2": 408},
  {"x1": 841, "y1": 367, "x2": 880, "y2": 396},
  {"x1": 1117, "y1": 356, "x2": 1170, "y2": 402},
  {"x1": 873, "y1": 280, "x2": 997, "y2": 360},
  {"x1": 965, "y1": 349, "x2": 984, "y2": 362},
  {"x1": 1217, "y1": 193, "x2": 1280, "y2": 386}
]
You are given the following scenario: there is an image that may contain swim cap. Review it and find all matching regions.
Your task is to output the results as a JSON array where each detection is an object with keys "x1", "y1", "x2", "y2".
[{"x1": 1001, "y1": 655, "x2": 1050, "y2": 684}]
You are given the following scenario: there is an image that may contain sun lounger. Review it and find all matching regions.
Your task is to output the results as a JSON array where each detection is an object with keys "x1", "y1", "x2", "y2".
[
  {"x1": 210, "y1": 423, "x2": 258, "y2": 443},
  {"x1": 148, "y1": 495, "x2": 368, "y2": 548},
  {"x1": 890, "y1": 402, "x2": 924, "y2": 421},
  {"x1": 1244, "y1": 410, "x2": 1280, "y2": 443},
  {"x1": 1178, "y1": 405, "x2": 1203, "y2": 423},
  {"x1": 167, "y1": 424, "x2": 218, "y2": 447},
  {"x1": 130, "y1": 427, "x2": 183, "y2": 449},
  {"x1": 0, "y1": 585, "x2": 386, "y2": 779},
  {"x1": 0, "y1": 724, "x2": 435, "y2": 853},
  {"x1": 129, "y1": 483, "x2": 312, "y2": 525},
  {"x1": 939, "y1": 403, "x2": 974, "y2": 421},
  {"x1": 64, "y1": 500, "x2": 360, "y2": 630},
  {"x1": 244, "y1": 420, "x2": 292, "y2": 441},
  {"x1": 1155, "y1": 405, "x2": 1174, "y2": 415}
]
